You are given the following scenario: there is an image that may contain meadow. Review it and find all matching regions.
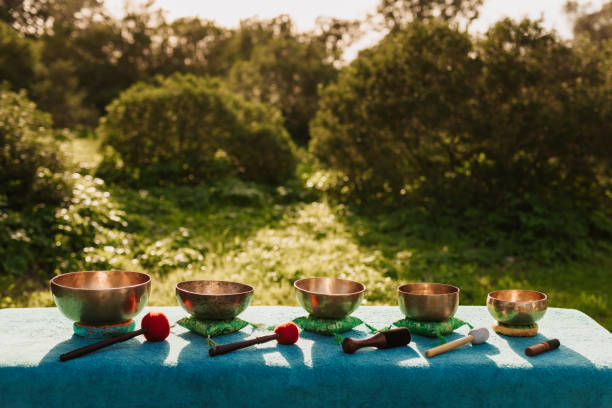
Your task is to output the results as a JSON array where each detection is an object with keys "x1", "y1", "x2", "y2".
[{"x1": 4, "y1": 138, "x2": 609, "y2": 330}]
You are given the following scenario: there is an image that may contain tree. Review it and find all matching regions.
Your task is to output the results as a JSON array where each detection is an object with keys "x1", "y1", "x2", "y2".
[
  {"x1": 376, "y1": 0, "x2": 484, "y2": 31},
  {"x1": 313, "y1": 16, "x2": 363, "y2": 64},
  {"x1": 30, "y1": 58, "x2": 97, "y2": 128},
  {"x1": 1, "y1": 0, "x2": 115, "y2": 126},
  {"x1": 0, "y1": 21, "x2": 36, "y2": 91},
  {"x1": 311, "y1": 19, "x2": 612, "y2": 207},
  {"x1": 565, "y1": 1, "x2": 612, "y2": 43},
  {"x1": 0, "y1": 6, "x2": 367, "y2": 132},
  {"x1": 310, "y1": 21, "x2": 479, "y2": 197},
  {"x1": 0, "y1": 0, "x2": 102, "y2": 36},
  {"x1": 33, "y1": 2, "x2": 163, "y2": 125},
  {"x1": 310, "y1": 18, "x2": 612, "y2": 258},
  {"x1": 228, "y1": 33, "x2": 337, "y2": 145},
  {"x1": 227, "y1": 15, "x2": 362, "y2": 144},
  {"x1": 154, "y1": 17, "x2": 230, "y2": 77},
  {"x1": 472, "y1": 18, "x2": 612, "y2": 203}
]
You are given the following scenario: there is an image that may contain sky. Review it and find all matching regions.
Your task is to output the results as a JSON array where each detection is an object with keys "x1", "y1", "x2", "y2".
[{"x1": 105, "y1": 0, "x2": 607, "y2": 59}]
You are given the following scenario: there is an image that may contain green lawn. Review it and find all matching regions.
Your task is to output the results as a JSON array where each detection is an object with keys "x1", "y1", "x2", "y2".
[{"x1": 4, "y1": 138, "x2": 610, "y2": 330}]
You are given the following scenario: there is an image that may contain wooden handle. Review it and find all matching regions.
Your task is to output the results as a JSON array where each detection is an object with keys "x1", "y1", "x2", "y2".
[
  {"x1": 525, "y1": 339, "x2": 560, "y2": 357},
  {"x1": 342, "y1": 333, "x2": 386, "y2": 354},
  {"x1": 209, "y1": 333, "x2": 279, "y2": 357},
  {"x1": 60, "y1": 328, "x2": 147, "y2": 362},
  {"x1": 425, "y1": 335, "x2": 474, "y2": 358}
]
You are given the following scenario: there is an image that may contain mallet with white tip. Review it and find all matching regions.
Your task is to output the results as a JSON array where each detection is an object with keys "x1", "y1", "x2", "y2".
[{"x1": 425, "y1": 327, "x2": 489, "y2": 358}]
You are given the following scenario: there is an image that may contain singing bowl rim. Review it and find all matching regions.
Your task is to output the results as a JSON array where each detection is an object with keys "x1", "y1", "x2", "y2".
[
  {"x1": 293, "y1": 277, "x2": 366, "y2": 296},
  {"x1": 175, "y1": 280, "x2": 254, "y2": 296},
  {"x1": 397, "y1": 282, "x2": 460, "y2": 296},
  {"x1": 50, "y1": 270, "x2": 151, "y2": 291},
  {"x1": 487, "y1": 289, "x2": 548, "y2": 304}
]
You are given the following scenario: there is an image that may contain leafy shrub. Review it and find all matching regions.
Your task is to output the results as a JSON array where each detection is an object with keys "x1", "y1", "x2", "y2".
[
  {"x1": 0, "y1": 87, "x2": 68, "y2": 210},
  {"x1": 97, "y1": 74, "x2": 297, "y2": 185},
  {"x1": 0, "y1": 88, "x2": 131, "y2": 277},
  {"x1": 52, "y1": 174, "x2": 132, "y2": 274},
  {"x1": 310, "y1": 19, "x2": 612, "y2": 259},
  {"x1": 0, "y1": 88, "x2": 63, "y2": 277},
  {"x1": 0, "y1": 173, "x2": 131, "y2": 277},
  {"x1": 0, "y1": 22, "x2": 36, "y2": 92},
  {"x1": 311, "y1": 21, "x2": 479, "y2": 200}
]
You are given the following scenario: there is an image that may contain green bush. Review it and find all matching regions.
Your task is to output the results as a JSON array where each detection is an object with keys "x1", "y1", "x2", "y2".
[
  {"x1": 0, "y1": 172, "x2": 131, "y2": 278},
  {"x1": 0, "y1": 87, "x2": 68, "y2": 209},
  {"x1": 0, "y1": 90, "x2": 129, "y2": 278},
  {"x1": 0, "y1": 88, "x2": 65, "y2": 277},
  {"x1": 311, "y1": 21, "x2": 479, "y2": 200},
  {"x1": 310, "y1": 19, "x2": 612, "y2": 259},
  {"x1": 0, "y1": 22, "x2": 36, "y2": 92},
  {"x1": 97, "y1": 74, "x2": 297, "y2": 185}
]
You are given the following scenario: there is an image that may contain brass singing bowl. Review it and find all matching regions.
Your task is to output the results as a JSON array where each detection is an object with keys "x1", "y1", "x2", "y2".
[
  {"x1": 487, "y1": 290, "x2": 548, "y2": 325},
  {"x1": 176, "y1": 280, "x2": 254, "y2": 320},
  {"x1": 294, "y1": 277, "x2": 365, "y2": 319},
  {"x1": 398, "y1": 283, "x2": 460, "y2": 322},
  {"x1": 50, "y1": 270, "x2": 151, "y2": 324}
]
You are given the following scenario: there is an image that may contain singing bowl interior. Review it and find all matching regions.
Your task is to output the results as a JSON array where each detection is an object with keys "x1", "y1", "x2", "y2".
[
  {"x1": 294, "y1": 277, "x2": 365, "y2": 319},
  {"x1": 50, "y1": 271, "x2": 151, "y2": 325},
  {"x1": 487, "y1": 289, "x2": 548, "y2": 325},
  {"x1": 398, "y1": 283, "x2": 460, "y2": 322},
  {"x1": 176, "y1": 280, "x2": 254, "y2": 320}
]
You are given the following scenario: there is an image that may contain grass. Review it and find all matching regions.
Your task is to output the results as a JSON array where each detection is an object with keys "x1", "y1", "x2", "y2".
[{"x1": 3, "y1": 138, "x2": 611, "y2": 330}]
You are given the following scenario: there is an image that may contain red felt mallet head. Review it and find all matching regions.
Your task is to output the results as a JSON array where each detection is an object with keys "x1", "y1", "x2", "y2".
[
  {"x1": 274, "y1": 322, "x2": 300, "y2": 345},
  {"x1": 141, "y1": 311, "x2": 171, "y2": 342}
]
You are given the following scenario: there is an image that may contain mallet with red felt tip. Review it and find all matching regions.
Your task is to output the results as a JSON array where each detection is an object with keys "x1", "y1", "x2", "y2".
[
  {"x1": 59, "y1": 311, "x2": 170, "y2": 362},
  {"x1": 209, "y1": 322, "x2": 299, "y2": 357}
]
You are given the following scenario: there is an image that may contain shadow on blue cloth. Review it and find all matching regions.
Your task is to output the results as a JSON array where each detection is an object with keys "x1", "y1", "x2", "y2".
[
  {"x1": 39, "y1": 334, "x2": 171, "y2": 367},
  {"x1": 500, "y1": 332, "x2": 596, "y2": 369},
  {"x1": 293, "y1": 328, "x2": 424, "y2": 405},
  {"x1": 176, "y1": 329, "x2": 250, "y2": 365},
  {"x1": 409, "y1": 330, "x2": 596, "y2": 371},
  {"x1": 176, "y1": 327, "x2": 306, "y2": 368},
  {"x1": 303, "y1": 327, "x2": 420, "y2": 362},
  {"x1": 411, "y1": 331, "x2": 501, "y2": 365}
]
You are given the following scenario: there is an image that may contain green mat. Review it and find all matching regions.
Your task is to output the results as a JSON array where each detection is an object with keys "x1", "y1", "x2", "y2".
[
  {"x1": 392, "y1": 316, "x2": 472, "y2": 343},
  {"x1": 293, "y1": 315, "x2": 363, "y2": 336},
  {"x1": 177, "y1": 316, "x2": 250, "y2": 337}
]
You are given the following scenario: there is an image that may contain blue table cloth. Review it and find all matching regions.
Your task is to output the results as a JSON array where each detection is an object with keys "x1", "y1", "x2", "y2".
[{"x1": 1, "y1": 306, "x2": 611, "y2": 408}]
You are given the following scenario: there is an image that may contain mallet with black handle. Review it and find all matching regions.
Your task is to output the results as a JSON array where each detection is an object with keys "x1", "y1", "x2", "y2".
[{"x1": 342, "y1": 327, "x2": 412, "y2": 354}]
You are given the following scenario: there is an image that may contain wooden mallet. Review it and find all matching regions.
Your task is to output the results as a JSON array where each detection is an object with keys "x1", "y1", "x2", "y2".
[
  {"x1": 425, "y1": 327, "x2": 489, "y2": 358},
  {"x1": 525, "y1": 339, "x2": 560, "y2": 356},
  {"x1": 342, "y1": 328, "x2": 411, "y2": 354},
  {"x1": 60, "y1": 312, "x2": 171, "y2": 362},
  {"x1": 209, "y1": 322, "x2": 299, "y2": 357}
]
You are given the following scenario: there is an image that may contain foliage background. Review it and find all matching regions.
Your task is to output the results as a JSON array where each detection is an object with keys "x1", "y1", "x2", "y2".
[{"x1": 0, "y1": 0, "x2": 610, "y2": 330}]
